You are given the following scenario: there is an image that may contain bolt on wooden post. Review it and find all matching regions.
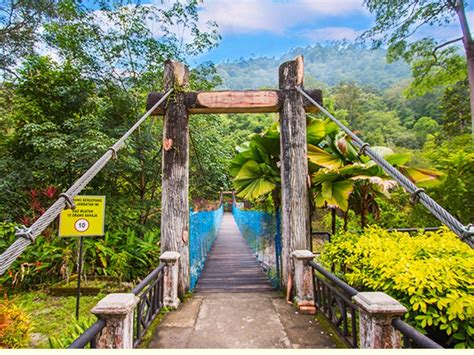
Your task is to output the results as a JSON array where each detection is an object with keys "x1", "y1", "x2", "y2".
[
  {"x1": 161, "y1": 60, "x2": 190, "y2": 298},
  {"x1": 278, "y1": 56, "x2": 311, "y2": 291}
]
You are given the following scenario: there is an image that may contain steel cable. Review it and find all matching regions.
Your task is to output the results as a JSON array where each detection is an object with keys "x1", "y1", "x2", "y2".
[
  {"x1": 296, "y1": 86, "x2": 473, "y2": 248},
  {"x1": 0, "y1": 89, "x2": 173, "y2": 275}
]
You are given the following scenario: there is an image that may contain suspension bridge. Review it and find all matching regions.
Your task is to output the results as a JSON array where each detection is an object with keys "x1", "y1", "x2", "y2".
[{"x1": 0, "y1": 56, "x2": 471, "y2": 349}]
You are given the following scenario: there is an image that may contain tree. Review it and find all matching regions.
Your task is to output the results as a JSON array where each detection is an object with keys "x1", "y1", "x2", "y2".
[
  {"x1": 0, "y1": 1, "x2": 222, "y2": 232},
  {"x1": 0, "y1": 0, "x2": 60, "y2": 77},
  {"x1": 440, "y1": 80, "x2": 471, "y2": 135},
  {"x1": 412, "y1": 116, "x2": 440, "y2": 146},
  {"x1": 362, "y1": 0, "x2": 474, "y2": 134}
]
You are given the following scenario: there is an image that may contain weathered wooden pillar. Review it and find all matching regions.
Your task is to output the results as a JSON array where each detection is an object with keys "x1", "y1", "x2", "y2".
[
  {"x1": 161, "y1": 60, "x2": 190, "y2": 297},
  {"x1": 278, "y1": 55, "x2": 311, "y2": 291},
  {"x1": 353, "y1": 292, "x2": 407, "y2": 348}
]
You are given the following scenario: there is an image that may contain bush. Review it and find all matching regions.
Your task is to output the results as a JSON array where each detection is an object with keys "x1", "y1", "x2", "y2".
[
  {"x1": 0, "y1": 298, "x2": 32, "y2": 348},
  {"x1": 320, "y1": 226, "x2": 474, "y2": 348},
  {"x1": 0, "y1": 221, "x2": 161, "y2": 293}
]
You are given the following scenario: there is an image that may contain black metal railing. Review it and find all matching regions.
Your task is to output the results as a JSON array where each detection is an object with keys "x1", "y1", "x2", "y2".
[
  {"x1": 308, "y1": 260, "x2": 444, "y2": 349},
  {"x1": 132, "y1": 263, "x2": 166, "y2": 347},
  {"x1": 68, "y1": 262, "x2": 166, "y2": 349},
  {"x1": 309, "y1": 260, "x2": 359, "y2": 348},
  {"x1": 392, "y1": 318, "x2": 443, "y2": 349},
  {"x1": 68, "y1": 319, "x2": 106, "y2": 348}
]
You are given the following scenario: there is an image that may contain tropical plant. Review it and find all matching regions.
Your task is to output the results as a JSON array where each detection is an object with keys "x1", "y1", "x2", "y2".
[
  {"x1": 307, "y1": 119, "x2": 441, "y2": 229},
  {"x1": 230, "y1": 122, "x2": 281, "y2": 207},
  {"x1": 0, "y1": 298, "x2": 32, "y2": 348},
  {"x1": 230, "y1": 116, "x2": 441, "y2": 229}
]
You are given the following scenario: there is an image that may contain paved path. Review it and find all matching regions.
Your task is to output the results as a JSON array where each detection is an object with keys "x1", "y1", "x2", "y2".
[{"x1": 149, "y1": 212, "x2": 339, "y2": 349}]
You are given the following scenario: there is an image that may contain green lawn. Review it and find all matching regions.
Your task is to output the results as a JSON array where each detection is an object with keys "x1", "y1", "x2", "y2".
[{"x1": 11, "y1": 290, "x2": 104, "y2": 348}]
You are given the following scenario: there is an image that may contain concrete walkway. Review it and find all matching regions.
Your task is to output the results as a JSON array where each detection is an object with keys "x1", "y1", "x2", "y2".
[{"x1": 149, "y1": 213, "x2": 338, "y2": 349}]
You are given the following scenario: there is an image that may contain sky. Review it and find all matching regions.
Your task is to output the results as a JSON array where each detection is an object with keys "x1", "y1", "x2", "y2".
[
  {"x1": 83, "y1": 0, "x2": 474, "y2": 65},
  {"x1": 184, "y1": 0, "x2": 474, "y2": 65}
]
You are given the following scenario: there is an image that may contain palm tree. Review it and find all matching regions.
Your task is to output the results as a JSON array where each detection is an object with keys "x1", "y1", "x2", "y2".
[{"x1": 231, "y1": 116, "x2": 441, "y2": 230}]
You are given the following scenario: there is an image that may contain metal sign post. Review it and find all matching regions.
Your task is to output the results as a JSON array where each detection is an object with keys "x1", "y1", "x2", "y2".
[
  {"x1": 76, "y1": 236, "x2": 84, "y2": 320},
  {"x1": 59, "y1": 195, "x2": 106, "y2": 321}
]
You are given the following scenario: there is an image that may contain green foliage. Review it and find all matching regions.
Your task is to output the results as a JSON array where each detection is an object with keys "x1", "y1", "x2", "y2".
[
  {"x1": 48, "y1": 317, "x2": 95, "y2": 349},
  {"x1": 420, "y1": 134, "x2": 474, "y2": 224},
  {"x1": 10, "y1": 290, "x2": 102, "y2": 348},
  {"x1": 361, "y1": 0, "x2": 472, "y2": 132},
  {"x1": 440, "y1": 80, "x2": 471, "y2": 136},
  {"x1": 0, "y1": 0, "x2": 61, "y2": 74},
  {"x1": 320, "y1": 226, "x2": 474, "y2": 348},
  {"x1": 230, "y1": 123, "x2": 280, "y2": 204},
  {"x1": 0, "y1": 298, "x2": 32, "y2": 348},
  {"x1": 0, "y1": 221, "x2": 160, "y2": 293}
]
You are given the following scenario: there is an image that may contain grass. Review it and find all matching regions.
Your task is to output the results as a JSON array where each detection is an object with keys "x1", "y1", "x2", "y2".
[{"x1": 10, "y1": 289, "x2": 104, "y2": 348}]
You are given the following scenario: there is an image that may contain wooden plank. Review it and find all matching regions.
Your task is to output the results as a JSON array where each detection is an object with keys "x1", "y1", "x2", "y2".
[
  {"x1": 278, "y1": 55, "x2": 311, "y2": 291},
  {"x1": 195, "y1": 213, "x2": 274, "y2": 293},
  {"x1": 146, "y1": 89, "x2": 322, "y2": 115},
  {"x1": 160, "y1": 60, "x2": 190, "y2": 298}
]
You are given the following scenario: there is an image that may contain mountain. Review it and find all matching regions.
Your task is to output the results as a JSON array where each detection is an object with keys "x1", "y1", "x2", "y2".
[{"x1": 216, "y1": 42, "x2": 411, "y2": 91}]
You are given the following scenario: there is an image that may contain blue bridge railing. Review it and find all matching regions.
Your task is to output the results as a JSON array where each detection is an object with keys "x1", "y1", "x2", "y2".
[
  {"x1": 189, "y1": 204, "x2": 224, "y2": 290},
  {"x1": 232, "y1": 202, "x2": 281, "y2": 287}
]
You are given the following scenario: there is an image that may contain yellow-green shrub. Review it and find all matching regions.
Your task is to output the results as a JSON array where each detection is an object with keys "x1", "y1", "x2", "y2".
[
  {"x1": 0, "y1": 299, "x2": 31, "y2": 348},
  {"x1": 320, "y1": 226, "x2": 474, "y2": 348}
]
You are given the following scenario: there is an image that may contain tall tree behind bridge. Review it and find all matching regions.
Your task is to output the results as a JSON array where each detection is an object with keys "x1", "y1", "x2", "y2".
[
  {"x1": 0, "y1": 0, "x2": 59, "y2": 77},
  {"x1": 361, "y1": 0, "x2": 474, "y2": 135}
]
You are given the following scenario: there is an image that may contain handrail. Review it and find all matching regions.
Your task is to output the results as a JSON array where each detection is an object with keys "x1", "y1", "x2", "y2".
[
  {"x1": 132, "y1": 263, "x2": 166, "y2": 295},
  {"x1": 392, "y1": 318, "x2": 443, "y2": 349},
  {"x1": 68, "y1": 319, "x2": 106, "y2": 348},
  {"x1": 309, "y1": 260, "x2": 358, "y2": 297}
]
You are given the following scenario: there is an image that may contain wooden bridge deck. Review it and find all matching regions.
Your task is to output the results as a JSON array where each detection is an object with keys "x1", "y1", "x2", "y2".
[{"x1": 195, "y1": 212, "x2": 274, "y2": 293}]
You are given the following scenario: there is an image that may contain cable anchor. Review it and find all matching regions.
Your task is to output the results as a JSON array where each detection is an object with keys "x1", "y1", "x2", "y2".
[
  {"x1": 15, "y1": 225, "x2": 34, "y2": 242},
  {"x1": 107, "y1": 147, "x2": 118, "y2": 160},
  {"x1": 59, "y1": 193, "x2": 76, "y2": 210},
  {"x1": 410, "y1": 188, "x2": 425, "y2": 204},
  {"x1": 357, "y1": 143, "x2": 370, "y2": 156}
]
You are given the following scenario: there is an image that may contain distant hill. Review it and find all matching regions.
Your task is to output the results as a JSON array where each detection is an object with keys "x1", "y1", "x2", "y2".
[{"x1": 216, "y1": 42, "x2": 411, "y2": 90}]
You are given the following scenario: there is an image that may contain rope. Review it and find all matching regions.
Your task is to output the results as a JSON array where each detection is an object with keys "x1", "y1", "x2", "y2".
[
  {"x1": 0, "y1": 89, "x2": 173, "y2": 276},
  {"x1": 296, "y1": 86, "x2": 473, "y2": 248}
]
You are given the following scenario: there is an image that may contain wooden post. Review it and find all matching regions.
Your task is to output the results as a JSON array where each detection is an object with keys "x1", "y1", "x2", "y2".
[
  {"x1": 278, "y1": 55, "x2": 311, "y2": 292},
  {"x1": 161, "y1": 60, "x2": 190, "y2": 297}
]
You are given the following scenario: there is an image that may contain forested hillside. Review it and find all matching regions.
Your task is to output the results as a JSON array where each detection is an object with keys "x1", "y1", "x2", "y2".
[{"x1": 217, "y1": 42, "x2": 410, "y2": 90}]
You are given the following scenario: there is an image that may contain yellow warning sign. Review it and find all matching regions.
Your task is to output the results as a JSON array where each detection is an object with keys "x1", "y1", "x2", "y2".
[{"x1": 59, "y1": 196, "x2": 106, "y2": 237}]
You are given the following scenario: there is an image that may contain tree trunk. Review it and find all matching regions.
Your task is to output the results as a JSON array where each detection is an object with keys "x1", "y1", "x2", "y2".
[
  {"x1": 278, "y1": 55, "x2": 311, "y2": 291},
  {"x1": 160, "y1": 60, "x2": 190, "y2": 298},
  {"x1": 455, "y1": 0, "x2": 474, "y2": 135}
]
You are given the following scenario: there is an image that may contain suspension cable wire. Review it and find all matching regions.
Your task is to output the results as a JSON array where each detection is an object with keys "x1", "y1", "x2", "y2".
[
  {"x1": 0, "y1": 89, "x2": 174, "y2": 275},
  {"x1": 296, "y1": 86, "x2": 473, "y2": 248}
]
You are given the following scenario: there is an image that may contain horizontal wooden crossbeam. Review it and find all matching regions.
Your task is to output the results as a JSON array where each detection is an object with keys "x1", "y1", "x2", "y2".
[{"x1": 146, "y1": 89, "x2": 322, "y2": 115}]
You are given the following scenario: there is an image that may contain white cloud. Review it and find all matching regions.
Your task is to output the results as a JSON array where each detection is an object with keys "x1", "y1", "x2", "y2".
[
  {"x1": 197, "y1": 0, "x2": 368, "y2": 35},
  {"x1": 301, "y1": 27, "x2": 363, "y2": 41},
  {"x1": 299, "y1": 0, "x2": 368, "y2": 16}
]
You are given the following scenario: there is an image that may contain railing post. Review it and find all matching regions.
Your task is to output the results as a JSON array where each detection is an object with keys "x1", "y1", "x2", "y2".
[
  {"x1": 352, "y1": 292, "x2": 407, "y2": 348},
  {"x1": 291, "y1": 250, "x2": 316, "y2": 314},
  {"x1": 160, "y1": 251, "x2": 181, "y2": 309},
  {"x1": 91, "y1": 293, "x2": 139, "y2": 349}
]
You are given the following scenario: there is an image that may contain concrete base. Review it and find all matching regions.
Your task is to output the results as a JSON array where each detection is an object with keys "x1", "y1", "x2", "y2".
[{"x1": 149, "y1": 292, "x2": 338, "y2": 349}]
